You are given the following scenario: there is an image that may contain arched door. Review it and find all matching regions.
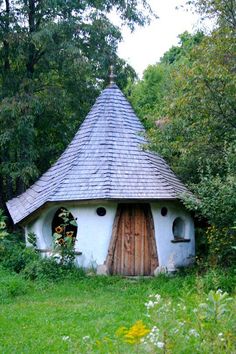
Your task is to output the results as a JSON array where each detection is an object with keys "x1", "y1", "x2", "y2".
[{"x1": 107, "y1": 204, "x2": 158, "y2": 276}]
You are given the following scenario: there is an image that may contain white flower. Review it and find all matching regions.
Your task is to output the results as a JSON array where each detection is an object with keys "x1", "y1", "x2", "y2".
[
  {"x1": 145, "y1": 300, "x2": 155, "y2": 309},
  {"x1": 83, "y1": 336, "x2": 90, "y2": 341},
  {"x1": 62, "y1": 336, "x2": 70, "y2": 341},
  {"x1": 218, "y1": 333, "x2": 223, "y2": 337},
  {"x1": 157, "y1": 341, "x2": 164, "y2": 348},
  {"x1": 189, "y1": 329, "x2": 199, "y2": 337},
  {"x1": 178, "y1": 321, "x2": 185, "y2": 327}
]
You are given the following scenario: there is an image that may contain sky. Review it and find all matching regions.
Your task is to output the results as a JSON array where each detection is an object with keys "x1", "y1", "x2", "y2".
[{"x1": 116, "y1": 0, "x2": 201, "y2": 77}]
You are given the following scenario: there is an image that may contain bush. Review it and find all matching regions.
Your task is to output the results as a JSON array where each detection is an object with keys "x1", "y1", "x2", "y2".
[
  {"x1": 0, "y1": 267, "x2": 30, "y2": 302},
  {"x1": 0, "y1": 240, "x2": 39, "y2": 273},
  {"x1": 197, "y1": 267, "x2": 236, "y2": 294},
  {"x1": 0, "y1": 223, "x2": 86, "y2": 282},
  {"x1": 22, "y1": 257, "x2": 86, "y2": 282}
]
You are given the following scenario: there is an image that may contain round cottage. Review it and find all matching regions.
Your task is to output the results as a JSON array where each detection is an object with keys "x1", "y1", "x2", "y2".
[{"x1": 7, "y1": 81, "x2": 195, "y2": 275}]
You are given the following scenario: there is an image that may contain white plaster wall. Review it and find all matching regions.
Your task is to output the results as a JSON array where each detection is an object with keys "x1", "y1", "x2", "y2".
[
  {"x1": 25, "y1": 201, "x2": 195, "y2": 271},
  {"x1": 26, "y1": 202, "x2": 117, "y2": 268},
  {"x1": 151, "y1": 201, "x2": 195, "y2": 270}
]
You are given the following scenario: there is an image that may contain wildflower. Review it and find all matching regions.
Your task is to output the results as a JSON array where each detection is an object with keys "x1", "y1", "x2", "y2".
[
  {"x1": 66, "y1": 231, "x2": 74, "y2": 237},
  {"x1": 157, "y1": 342, "x2": 164, "y2": 348},
  {"x1": 145, "y1": 294, "x2": 161, "y2": 309},
  {"x1": 178, "y1": 321, "x2": 185, "y2": 327},
  {"x1": 83, "y1": 336, "x2": 90, "y2": 341},
  {"x1": 172, "y1": 328, "x2": 179, "y2": 334},
  {"x1": 154, "y1": 294, "x2": 161, "y2": 302},
  {"x1": 218, "y1": 333, "x2": 223, "y2": 337},
  {"x1": 189, "y1": 329, "x2": 199, "y2": 337},
  {"x1": 145, "y1": 326, "x2": 160, "y2": 347},
  {"x1": 55, "y1": 225, "x2": 64, "y2": 233},
  {"x1": 145, "y1": 300, "x2": 155, "y2": 309},
  {"x1": 124, "y1": 321, "x2": 150, "y2": 344},
  {"x1": 62, "y1": 336, "x2": 70, "y2": 341},
  {"x1": 116, "y1": 326, "x2": 128, "y2": 337}
]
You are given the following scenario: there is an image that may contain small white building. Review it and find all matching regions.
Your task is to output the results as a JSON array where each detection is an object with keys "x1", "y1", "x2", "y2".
[{"x1": 7, "y1": 80, "x2": 195, "y2": 276}]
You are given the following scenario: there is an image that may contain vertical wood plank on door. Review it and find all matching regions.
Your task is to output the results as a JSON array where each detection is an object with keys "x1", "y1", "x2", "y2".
[
  {"x1": 134, "y1": 206, "x2": 141, "y2": 275},
  {"x1": 110, "y1": 203, "x2": 158, "y2": 276}
]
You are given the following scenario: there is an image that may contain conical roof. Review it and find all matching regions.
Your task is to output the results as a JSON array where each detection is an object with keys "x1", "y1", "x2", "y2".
[{"x1": 7, "y1": 83, "x2": 189, "y2": 224}]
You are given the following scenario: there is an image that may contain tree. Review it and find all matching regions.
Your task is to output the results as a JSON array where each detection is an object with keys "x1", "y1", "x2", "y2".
[
  {"x1": 186, "y1": 0, "x2": 236, "y2": 30},
  {"x1": 128, "y1": 0, "x2": 236, "y2": 265},
  {"x1": 127, "y1": 31, "x2": 204, "y2": 128},
  {"x1": 0, "y1": 0, "x2": 154, "y2": 207}
]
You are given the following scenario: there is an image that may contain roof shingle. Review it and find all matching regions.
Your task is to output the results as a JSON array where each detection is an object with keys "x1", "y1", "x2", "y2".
[{"x1": 7, "y1": 83, "x2": 189, "y2": 224}]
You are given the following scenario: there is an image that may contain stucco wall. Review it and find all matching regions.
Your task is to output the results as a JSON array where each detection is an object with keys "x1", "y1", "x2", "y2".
[
  {"x1": 26, "y1": 202, "x2": 117, "y2": 268},
  {"x1": 25, "y1": 201, "x2": 195, "y2": 271},
  {"x1": 151, "y1": 202, "x2": 195, "y2": 270}
]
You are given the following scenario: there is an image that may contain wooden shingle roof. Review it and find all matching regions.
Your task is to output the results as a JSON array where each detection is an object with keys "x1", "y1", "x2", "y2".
[{"x1": 7, "y1": 83, "x2": 189, "y2": 224}]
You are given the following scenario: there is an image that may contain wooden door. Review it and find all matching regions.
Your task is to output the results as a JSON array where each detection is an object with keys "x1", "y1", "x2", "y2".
[{"x1": 107, "y1": 204, "x2": 158, "y2": 276}]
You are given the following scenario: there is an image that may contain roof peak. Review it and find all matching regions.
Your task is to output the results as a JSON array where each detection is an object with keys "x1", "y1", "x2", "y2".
[{"x1": 109, "y1": 65, "x2": 116, "y2": 86}]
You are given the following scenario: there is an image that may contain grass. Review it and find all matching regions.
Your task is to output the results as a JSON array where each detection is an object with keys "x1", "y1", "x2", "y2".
[{"x1": 0, "y1": 267, "x2": 235, "y2": 353}]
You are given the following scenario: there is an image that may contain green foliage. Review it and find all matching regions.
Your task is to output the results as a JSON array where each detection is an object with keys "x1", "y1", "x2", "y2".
[
  {"x1": 126, "y1": 63, "x2": 170, "y2": 128},
  {"x1": 0, "y1": 240, "x2": 39, "y2": 273},
  {"x1": 0, "y1": 267, "x2": 30, "y2": 302},
  {"x1": 0, "y1": 208, "x2": 8, "y2": 239},
  {"x1": 128, "y1": 0, "x2": 236, "y2": 267},
  {"x1": 186, "y1": 0, "x2": 236, "y2": 30},
  {"x1": 0, "y1": 0, "x2": 153, "y2": 204},
  {"x1": 135, "y1": 289, "x2": 235, "y2": 352},
  {"x1": 198, "y1": 289, "x2": 233, "y2": 322},
  {"x1": 52, "y1": 208, "x2": 78, "y2": 265},
  {"x1": 27, "y1": 232, "x2": 37, "y2": 249},
  {"x1": 0, "y1": 269, "x2": 235, "y2": 353},
  {"x1": 22, "y1": 258, "x2": 86, "y2": 282},
  {"x1": 161, "y1": 30, "x2": 204, "y2": 64},
  {"x1": 0, "y1": 209, "x2": 84, "y2": 280}
]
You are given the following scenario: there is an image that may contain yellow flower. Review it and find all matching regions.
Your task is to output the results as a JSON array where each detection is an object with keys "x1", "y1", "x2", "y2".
[
  {"x1": 124, "y1": 321, "x2": 150, "y2": 344},
  {"x1": 116, "y1": 326, "x2": 128, "y2": 337},
  {"x1": 55, "y1": 226, "x2": 64, "y2": 234},
  {"x1": 58, "y1": 238, "x2": 65, "y2": 245},
  {"x1": 66, "y1": 231, "x2": 74, "y2": 238}
]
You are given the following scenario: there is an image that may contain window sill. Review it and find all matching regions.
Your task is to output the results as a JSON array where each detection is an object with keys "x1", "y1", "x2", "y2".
[
  {"x1": 36, "y1": 248, "x2": 82, "y2": 255},
  {"x1": 171, "y1": 239, "x2": 191, "y2": 243}
]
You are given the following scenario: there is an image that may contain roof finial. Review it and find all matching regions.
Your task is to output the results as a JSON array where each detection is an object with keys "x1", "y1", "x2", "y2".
[{"x1": 109, "y1": 65, "x2": 116, "y2": 85}]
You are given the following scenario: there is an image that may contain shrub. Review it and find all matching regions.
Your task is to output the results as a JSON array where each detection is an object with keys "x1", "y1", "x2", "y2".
[
  {"x1": 197, "y1": 267, "x2": 236, "y2": 294},
  {"x1": 0, "y1": 241, "x2": 39, "y2": 273},
  {"x1": 0, "y1": 267, "x2": 30, "y2": 302},
  {"x1": 22, "y1": 257, "x2": 86, "y2": 282}
]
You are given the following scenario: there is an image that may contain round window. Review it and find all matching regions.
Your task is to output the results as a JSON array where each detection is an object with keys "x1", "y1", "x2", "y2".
[
  {"x1": 96, "y1": 207, "x2": 106, "y2": 216},
  {"x1": 161, "y1": 207, "x2": 168, "y2": 216}
]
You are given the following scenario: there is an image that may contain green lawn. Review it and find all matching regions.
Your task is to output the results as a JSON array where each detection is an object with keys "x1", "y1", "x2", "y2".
[{"x1": 0, "y1": 269, "x2": 235, "y2": 353}]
